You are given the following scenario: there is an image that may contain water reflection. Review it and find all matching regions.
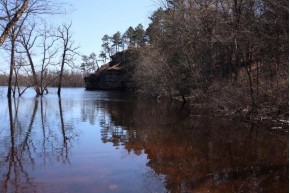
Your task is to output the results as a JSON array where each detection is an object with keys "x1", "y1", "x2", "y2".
[
  {"x1": 0, "y1": 95, "x2": 78, "y2": 193},
  {"x1": 1, "y1": 97, "x2": 37, "y2": 193},
  {"x1": 82, "y1": 98, "x2": 288, "y2": 193},
  {"x1": 0, "y1": 89, "x2": 288, "y2": 193}
]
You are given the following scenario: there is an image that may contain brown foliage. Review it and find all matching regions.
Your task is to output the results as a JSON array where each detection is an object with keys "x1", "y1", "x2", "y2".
[
  {"x1": 133, "y1": 0, "x2": 288, "y2": 116},
  {"x1": 0, "y1": 71, "x2": 85, "y2": 88}
]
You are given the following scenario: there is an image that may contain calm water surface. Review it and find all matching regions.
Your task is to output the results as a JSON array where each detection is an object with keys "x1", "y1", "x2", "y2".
[{"x1": 0, "y1": 87, "x2": 288, "y2": 193}]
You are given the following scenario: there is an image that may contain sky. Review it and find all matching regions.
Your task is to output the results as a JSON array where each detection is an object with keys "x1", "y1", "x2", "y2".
[
  {"x1": 0, "y1": 0, "x2": 158, "y2": 73},
  {"x1": 61, "y1": 0, "x2": 157, "y2": 56}
]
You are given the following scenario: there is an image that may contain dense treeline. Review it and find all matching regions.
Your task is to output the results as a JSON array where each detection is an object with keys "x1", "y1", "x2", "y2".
[
  {"x1": 0, "y1": 71, "x2": 84, "y2": 87},
  {"x1": 0, "y1": 71, "x2": 84, "y2": 94},
  {"x1": 130, "y1": 0, "x2": 288, "y2": 117}
]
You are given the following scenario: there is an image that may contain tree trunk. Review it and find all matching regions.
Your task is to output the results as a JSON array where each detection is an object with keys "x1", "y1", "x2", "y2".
[
  {"x1": 7, "y1": 38, "x2": 15, "y2": 98},
  {"x1": 244, "y1": 50, "x2": 256, "y2": 113},
  {"x1": 26, "y1": 49, "x2": 41, "y2": 96},
  {"x1": 57, "y1": 52, "x2": 66, "y2": 96},
  {"x1": 0, "y1": 0, "x2": 30, "y2": 46}
]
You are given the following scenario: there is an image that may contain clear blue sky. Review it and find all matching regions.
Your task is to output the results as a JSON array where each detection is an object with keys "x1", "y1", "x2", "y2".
[
  {"x1": 0, "y1": 0, "x2": 158, "y2": 73},
  {"x1": 62, "y1": 0, "x2": 157, "y2": 56}
]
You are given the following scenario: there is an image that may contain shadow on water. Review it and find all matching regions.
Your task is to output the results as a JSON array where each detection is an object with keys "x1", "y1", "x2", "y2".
[{"x1": 0, "y1": 89, "x2": 288, "y2": 193}]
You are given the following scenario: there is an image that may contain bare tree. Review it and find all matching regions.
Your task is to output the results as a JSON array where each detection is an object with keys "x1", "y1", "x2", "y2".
[
  {"x1": 1, "y1": 0, "x2": 70, "y2": 97},
  {"x1": 19, "y1": 24, "x2": 41, "y2": 96},
  {"x1": 38, "y1": 24, "x2": 59, "y2": 95},
  {"x1": 55, "y1": 22, "x2": 79, "y2": 96}
]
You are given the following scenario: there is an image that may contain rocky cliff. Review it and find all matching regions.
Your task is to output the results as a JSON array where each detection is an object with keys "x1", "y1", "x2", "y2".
[{"x1": 84, "y1": 49, "x2": 139, "y2": 91}]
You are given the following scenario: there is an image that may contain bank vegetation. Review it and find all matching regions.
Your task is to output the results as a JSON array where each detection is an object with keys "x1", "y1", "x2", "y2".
[{"x1": 132, "y1": 0, "x2": 288, "y2": 120}]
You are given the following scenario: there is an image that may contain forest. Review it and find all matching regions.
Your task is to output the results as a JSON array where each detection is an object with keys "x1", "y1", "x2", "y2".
[
  {"x1": 93, "y1": 0, "x2": 288, "y2": 120},
  {"x1": 0, "y1": 0, "x2": 288, "y2": 119}
]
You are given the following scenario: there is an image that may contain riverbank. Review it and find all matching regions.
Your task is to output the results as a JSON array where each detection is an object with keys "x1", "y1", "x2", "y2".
[
  {"x1": 84, "y1": 53, "x2": 288, "y2": 130},
  {"x1": 171, "y1": 80, "x2": 288, "y2": 131}
]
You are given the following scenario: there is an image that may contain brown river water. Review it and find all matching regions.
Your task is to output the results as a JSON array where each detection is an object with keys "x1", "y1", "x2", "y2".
[{"x1": 0, "y1": 87, "x2": 288, "y2": 193}]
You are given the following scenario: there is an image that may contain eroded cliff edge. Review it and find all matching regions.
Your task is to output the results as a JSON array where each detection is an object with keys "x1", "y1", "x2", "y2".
[{"x1": 84, "y1": 49, "x2": 139, "y2": 91}]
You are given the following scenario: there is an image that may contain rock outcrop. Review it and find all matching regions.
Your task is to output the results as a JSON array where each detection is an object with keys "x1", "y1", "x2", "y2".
[{"x1": 84, "y1": 49, "x2": 139, "y2": 91}]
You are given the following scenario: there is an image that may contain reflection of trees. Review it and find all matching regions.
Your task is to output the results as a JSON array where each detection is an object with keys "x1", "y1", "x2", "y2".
[
  {"x1": 81, "y1": 99, "x2": 130, "y2": 147},
  {"x1": 81, "y1": 99, "x2": 188, "y2": 149},
  {"x1": 89, "y1": 99, "x2": 288, "y2": 193},
  {"x1": 145, "y1": 120, "x2": 287, "y2": 192},
  {"x1": 0, "y1": 96, "x2": 78, "y2": 193},
  {"x1": 58, "y1": 97, "x2": 74, "y2": 164},
  {"x1": 1, "y1": 96, "x2": 38, "y2": 193}
]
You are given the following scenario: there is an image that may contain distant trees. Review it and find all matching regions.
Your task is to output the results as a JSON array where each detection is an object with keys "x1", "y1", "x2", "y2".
[
  {"x1": 133, "y1": 24, "x2": 145, "y2": 46},
  {"x1": 99, "y1": 51, "x2": 107, "y2": 64},
  {"x1": 124, "y1": 24, "x2": 145, "y2": 47},
  {"x1": 99, "y1": 24, "x2": 147, "y2": 63},
  {"x1": 81, "y1": 52, "x2": 98, "y2": 75},
  {"x1": 112, "y1": 31, "x2": 122, "y2": 52},
  {"x1": 101, "y1": 34, "x2": 111, "y2": 58},
  {"x1": 146, "y1": 8, "x2": 164, "y2": 45},
  {"x1": 0, "y1": 71, "x2": 85, "y2": 88},
  {"x1": 124, "y1": 26, "x2": 135, "y2": 47}
]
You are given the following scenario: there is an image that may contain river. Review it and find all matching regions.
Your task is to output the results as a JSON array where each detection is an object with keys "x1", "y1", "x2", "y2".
[{"x1": 0, "y1": 87, "x2": 288, "y2": 193}]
